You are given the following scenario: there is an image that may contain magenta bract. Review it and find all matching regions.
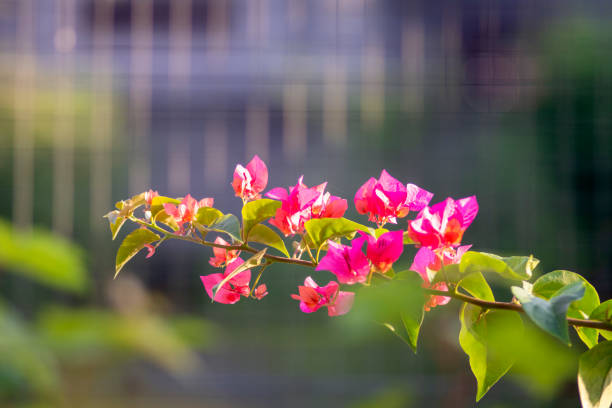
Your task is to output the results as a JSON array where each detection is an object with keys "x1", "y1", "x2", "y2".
[
  {"x1": 201, "y1": 258, "x2": 251, "y2": 304},
  {"x1": 355, "y1": 170, "x2": 432, "y2": 225},
  {"x1": 316, "y1": 236, "x2": 370, "y2": 285},
  {"x1": 232, "y1": 155, "x2": 269, "y2": 201},
  {"x1": 290, "y1": 277, "x2": 354, "y2": 316}
]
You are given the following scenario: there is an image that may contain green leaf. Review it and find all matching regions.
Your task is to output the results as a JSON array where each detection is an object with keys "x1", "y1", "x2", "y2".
[
  {"x1": 209, "y1": 214, "x2": 242, "y2": 243},
  {"x1": 246, "y1": 224, "x2": 289, "y2": 257},
  {"x1": 350, "y1": 271, "x2": 425, "y2": 353},
  {"x1": 458, "y1": 272, "x2": 495, "y2": 302},
  {"x1": 304, "y1": 217, "x2": 370, "y2": 258},
  {"x1": 212, "y1": 249, "x2": 267, "y2": 301},
  {"x1": 373, "y1": 228, "x2": 389, "y2": 238},
  {"x1": 150, "y1": 196, "x2": 180, "y2": 218},
  {"x1": 591, "y1": 300, "x2": 612, "y2": 341},
  {"x1": 104, "y1": 210, "x2": 126, "y2": 240},
  {"x1": 532, "y1": 270, "x2": 600, "y2": 348},
  {"x1": 460, "y1": 252, "x2": 539, "y2": 281},
  {"x1": 512, "y1": 281, "x2": 585, "y2": 345},
  {"x1": 0, "y1": 221, "x2": 88, "y2": 293},
  {"x1": 115, "y1": 229, "x2": 160, "y2": 278},
  {"x1": 459, "y1": 304, "x2": 523, "y2": 401},
  {"x1": 578, "y1": 340, "x2": 612, "y2": 408},
  {"x1": 152, "y1": 209, "x2": 179, "y2": 231},
  {"x1": 242, "y1": 199, "x2": 281, "y2": 240},
  {"x1": 196, "y1": 207, "x2": 223, "y2": 226}
]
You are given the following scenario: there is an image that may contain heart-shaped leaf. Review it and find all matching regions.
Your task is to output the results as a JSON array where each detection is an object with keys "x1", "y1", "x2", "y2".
[
  {"x1": 304, "y1": 218, "x2": 369, "y2": 258},
  {"x1": 460, "y1": 252, "x2": 538, "y2": 281},
  {"x1": 115, "y1": 229, "x2": 160, "y2": 278},
  {"x1": 532, "y1": 270, "x2": 600, "y2": 348},
  {"x1": 459, "y1": 304, "x2": 523, "y2": 401},
  {"x1": 512, "y1": 281, "x2": 585, "y2": 345},
  {"x1": 209, "y1": 214, "x2": 242, "y2": 243},
  {"x1": 247, "y1": 224, "x2": 289, "y2": 257},
  {"x1": 242, "y1": 199, "x2": 281, "y2": 240},
  {"x1": 578, "y1": 340, "x2": 612, "y2": 408}
]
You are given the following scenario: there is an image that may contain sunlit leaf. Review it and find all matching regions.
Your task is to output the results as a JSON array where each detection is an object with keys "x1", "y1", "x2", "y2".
[
  {"x1": 209, "y1": 214, "x2": 242, "y2": 243},
  {"x1": 115, "y1": 229, "x2": 160, "y2": 278},
  {"x1": 247, "y1": 224, "x2": 289, "y2": 257},
  {"x1": 152, "y1": 209, "x2": 179, "y2": 231},
  {"x1": 459, "y1": 304, "x2": 523, "y2": 401},
  {"x1": 512, "y1": 281, "x2": 585, "y2": 345},
  {"x1": 458, "y1": 272, "x2": 495, "y2": 302},
  {"x1": 104, "y1": 210, "x2": 126, "y2": 240},
  {"x1": 349, "y1": 271, "x2": 425, "y2": 353},
  {"x1": 578, "y1": 340, "x2": 612, "y2": 408},
  {"x1": 150, "y1": 196, "x2": 180, "y2": 218},
  {"x1": 304, "y1": 217, "x2": 369, "y2": 259},
  {"x1": 460, "y1": 252, "x2": 538, "y2": 281},
  {"x1": 242, "y1": 199, "x2": 281, "y2": 240},
  {"x1": 532, "y1": 270, "x2": 600, "y2": 348},
  {"x1": 591, "y1": 300, "x2": 612, "y2": 341},
  {"x1": 196, "y1": 207, "x2": 223, "y2": 226}
]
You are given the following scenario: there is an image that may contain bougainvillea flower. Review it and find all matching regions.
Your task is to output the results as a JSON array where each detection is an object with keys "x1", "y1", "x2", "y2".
[
  {"x1": 410, "y1": 245, "x2": 471, "y2": 311},
  {"x1": 354, "y1": 170, "x2": 432, "y2": 225},
  {"x1": 290, "y1": 277, "x2": 354, "y2": 316},
  {"x1": 163, "y1": 194, "x2": 214, "y2": 232},
  {"x1": 407, "y1": 196, "x2": 478, "y2": 248},
  {"x1": 232, "y1": 155, "x2": 269, "y2": 201},
  {"x1": 254, "y1": 284, "x2": 268, "y2": 300},
  {"x1": 144, "y1": 189, "x2": 159, "y2": 207},
  {"x1": 201, "y1": 258, "x2": 251, "y2": 304},
  {"x1": 316, "y1": 236, "x2": 370, "y2": 284},
  {"x1": 362, "y1": 230, "x2": 404, "y2": 273},
  {"x1": 209, "y1": 237, "x2": 240, "y2": 267},
  {"x1": 266, "y1": 176, "x2": 347, "y2": 236}
]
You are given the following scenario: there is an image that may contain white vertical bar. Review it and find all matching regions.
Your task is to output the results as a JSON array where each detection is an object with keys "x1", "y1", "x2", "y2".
[
  {"x1": 90, "y1": 0, "x2": 115, "y2": 233},
  {"x1": 283, "y1": 82, "x2": 308, "y2": 161},
  {"x1": 401, "y1": 20, "x2": 425, "y2": 115},
  {"x1": 245, "y1": 100, "x2": 269, "y2": 162},
  {"x1": 203, "y1": 117, "x2": 228, "y2": 188},
  {"x1": 13, "y1": 0, "x2": 35, "y2": 230},
  {"x1": 167, "y1": 0, "x2": 192, "y2": 195},
  {"x1": 323, "y1": 59, "x2": 347, "y2": 148},
  {"x1": 361, "y1": 39, "x2": 385, "y2": 128},
  {"x1": 129, "y1": 0, "x2": 153, "y2": 194},
  {"x1": 52, "y1": 0, "x2": 76, "y2": 236}
]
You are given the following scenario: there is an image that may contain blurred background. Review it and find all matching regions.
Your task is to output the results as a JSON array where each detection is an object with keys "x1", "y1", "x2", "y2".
[{"x1": 1, "y1": 0, "x2": 612, "y2": 407}]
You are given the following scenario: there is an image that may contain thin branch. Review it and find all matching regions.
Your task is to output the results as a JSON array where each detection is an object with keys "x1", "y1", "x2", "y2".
[
  {"x1": 425, "y1": 288, "x2": 612, "y2": 331},
  {"x1": 130, "y1": 217, "x2": 316, "y2": 268}
]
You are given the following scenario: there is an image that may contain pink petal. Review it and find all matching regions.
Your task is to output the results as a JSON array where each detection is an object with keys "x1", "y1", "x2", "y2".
[
  {"x1": 266, "y1": 187, "x2": 288, "y2": 201},
  {"x1": 246, "y1": 155, "x2": 268, "y2": 193},
  {"x1": 199, "y1": 197, "x2": 214, "y2": 208},
  {"x1": 322, "y1": 197, "x2": 348, "y2": 218},
  {"x1": 410, "y1": 247, "x2": 437, "y2": 283},
  {"x1": 327, "y1": 291, "x2": 355, "y2": 316},
  {"x1": 316, "y1": 242, "x2": 351, "y2": 281},
  {"x1": 377, "y1": 169, "x2": 407, "y2": 208},
  {"x1": 144, "y1": 244, "x2": 156, "y2": 259},
  {"x1": 254, "y1": 283, "x2": 268, "y2": 300},
  {"x1": 163, "y1": 203, "x2": 180, "y2": 218},
  {"x1": 405, "y1": 183, "x2": 433, "y2": 212},
  {"x1": 200, "y1": 274, "x2": 241, "y2": 304},
  {"x1": 365, "y1": 230, "x2": 404, "y2": 272},
  {"x1": 224, "y1": 258, "x2": 251, "y2": 288},
  {"x1": 456, "y1": 196, "x2": 478, "y2": 229},
  {"x1": 354, "y1": 178, "x2": 377, "y2": 215}
]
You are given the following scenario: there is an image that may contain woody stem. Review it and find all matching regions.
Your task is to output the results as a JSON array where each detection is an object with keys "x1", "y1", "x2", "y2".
[{"x1": 424, "y1": 288, "x2": 612, "y2": 331}]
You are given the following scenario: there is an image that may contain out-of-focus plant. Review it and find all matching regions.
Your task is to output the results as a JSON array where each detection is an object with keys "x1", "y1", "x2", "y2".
[
  {"x1": 0, "y1": 220, "x2": 215, "y2": 407},
  {"x1": 108, "y1": 155, "x2": 612, "y2": 407}
]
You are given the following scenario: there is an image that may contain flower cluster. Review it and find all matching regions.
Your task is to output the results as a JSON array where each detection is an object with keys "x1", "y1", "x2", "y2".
[
  {"x1": 127, "y1": 157, "x2": 478, "y2": 316},
  {"x1": 266, "y1": 176, "x2": 347, "y2": 236}
]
